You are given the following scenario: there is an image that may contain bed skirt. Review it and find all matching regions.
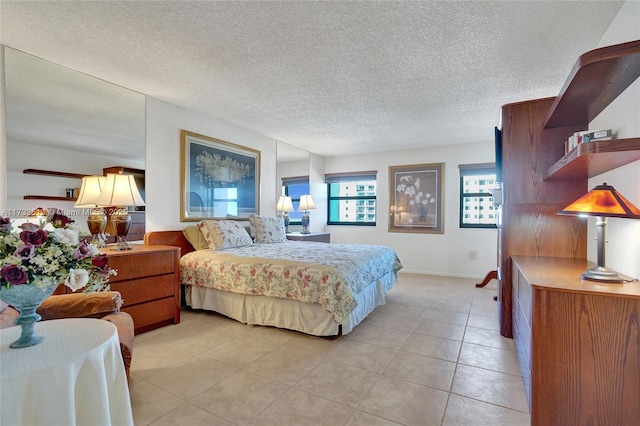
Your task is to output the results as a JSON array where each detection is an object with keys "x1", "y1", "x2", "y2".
[{"x1": 184, "y1": 270, "x2": 398, "y2": 336}]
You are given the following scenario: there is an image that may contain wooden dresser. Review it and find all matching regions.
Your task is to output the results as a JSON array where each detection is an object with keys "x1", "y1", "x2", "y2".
[
  {"x1": 511, "y1": 256, "x2": 640, "y2": 425},
  {"x1": 106, "y1": 244, "x2": 181, "y2": 334}
]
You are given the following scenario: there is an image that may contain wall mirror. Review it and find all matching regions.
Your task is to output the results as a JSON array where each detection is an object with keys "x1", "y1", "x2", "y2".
[
  {"x1": 4, "y1": 47, "x2": 145, "y2": 230},
  {"x1": 276, "y1": 141, "x2": 309, "y2": 230}
]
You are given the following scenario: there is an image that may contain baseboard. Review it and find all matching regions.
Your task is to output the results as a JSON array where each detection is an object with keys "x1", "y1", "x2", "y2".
[{"x1": 398, "y1": 270, "x2": 485, "y2": 280}]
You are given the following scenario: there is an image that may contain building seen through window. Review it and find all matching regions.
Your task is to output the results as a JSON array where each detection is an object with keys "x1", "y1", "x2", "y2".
[
  {"x1": 459, "y1": 164, "x2": 497, "y2": 228},
  {"x1": 326, "y1": 172, "x2": 377, "y2": 225}
]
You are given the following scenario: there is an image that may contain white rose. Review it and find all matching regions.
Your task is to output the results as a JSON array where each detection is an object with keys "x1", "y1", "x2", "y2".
[
  {"x1": 54, "y1": 228, "x2": 79, "y2": 245},
  {"x1": 64, "y1": 268, "x2": 89, "y2": 291},
  {"x1": 87, "y1": 243, "x2": 101, "y2": 256}
]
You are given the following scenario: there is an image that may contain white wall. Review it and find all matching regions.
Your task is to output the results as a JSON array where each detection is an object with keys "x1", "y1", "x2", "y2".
[
  {"x1": 588, "y1": 0, "x2": 640, "y2": 279},
  {"x1": 145, "y1": 97, "x2": 277, "y2": 232},
  {"x1": 324, "y1": 141, "x2": 497, "y2": 279},
  {"x1": 308, "y1": 152, "x2": 328, "y2": 233}
]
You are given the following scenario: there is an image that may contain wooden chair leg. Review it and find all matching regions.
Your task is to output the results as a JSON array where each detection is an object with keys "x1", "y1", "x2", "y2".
[{"x1": 476, "y1": 270, "x2": 497, "y2": 288}]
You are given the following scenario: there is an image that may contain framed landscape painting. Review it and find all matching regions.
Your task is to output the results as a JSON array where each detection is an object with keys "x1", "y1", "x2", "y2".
[
  {"x1": 388, "y1": 162, "x2": 444, "y2": 234},
  {"x1": 181, "y1": 130, "x2": 260, "y2": 221}
]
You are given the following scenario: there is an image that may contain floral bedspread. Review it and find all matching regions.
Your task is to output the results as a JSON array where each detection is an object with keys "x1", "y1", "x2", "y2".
[{"x1": 180, "y1": 242, "x2": 403, "y2": 323}]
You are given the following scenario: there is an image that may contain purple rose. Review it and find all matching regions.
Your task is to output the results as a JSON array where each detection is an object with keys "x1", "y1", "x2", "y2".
[
  {"x1": 73, "y1": 240, "x2": 92, "y2": 260},
  {"x1": 0, "y1": 217, "x2": 11, "y2": 233},
  {"x1": 14, "y1": 244, "x2": 35, "y2": 260},
  {"x1": 0, "y1": 265, "x2": 29, "y2": 285},
  {"x1": 50, "y1": 213, "x2": 74, "y2": 228},
  {"x1": 19, "y1": 230, "x2": 47, "y2": 246},
  {"x1": 19, "y1": 222, "x2": 40, "y2": 232}
]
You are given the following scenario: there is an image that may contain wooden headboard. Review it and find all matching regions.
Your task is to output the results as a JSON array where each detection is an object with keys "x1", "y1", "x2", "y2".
[{"x1": 144, "y1": 230, "x2": 195, "y2": 256}]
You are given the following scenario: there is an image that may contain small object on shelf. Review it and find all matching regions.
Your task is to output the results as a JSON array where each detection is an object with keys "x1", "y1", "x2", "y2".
[{"x1": 582, "y1": 129, "x2": 613, "y2": 143}]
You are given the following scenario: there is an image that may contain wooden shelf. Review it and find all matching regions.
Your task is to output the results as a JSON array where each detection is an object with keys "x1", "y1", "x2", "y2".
[
  {"x1": 23, "y1": 169, "x2": 89, "y2": 179},
  {"x1": 23, "y1": 195, "x2": 77, "y2": 201},
  {"x1": 545, "y1": 138, "x2": 640, "y2": 180},
  {"x1": 544, "y1": 40, "x2": 640, "y2": 129}
]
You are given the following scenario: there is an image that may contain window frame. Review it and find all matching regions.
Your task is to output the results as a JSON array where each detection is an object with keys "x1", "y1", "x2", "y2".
[
  {"x1": 459, "y1": 163, "x2": 497, "y2": 229},
  {"x1": 326, "y1": 171, "x2": 377, "y2": 226}
]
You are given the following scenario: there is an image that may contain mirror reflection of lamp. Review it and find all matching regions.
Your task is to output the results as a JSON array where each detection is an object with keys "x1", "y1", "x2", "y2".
[
  {"x1": 558, "y1": 183, "x2": 640, "y2": 283},
  {"x1": 389, "y1": 205, "x2": 405, "y2": 224},
  {"x1": 96, "y1": 173, "x2": 145, "y2": 251},
  {"x1": 276, "y1": 196, "x2": 294, "y2": 233},
  {"x1": 28, "y1": 207, "x2": 49, "y2": 228},
  {"x1": 298, "y1": 194, "x2": 317, "y2": 234},
  {"x1": 74, "y1": 176, "x2": 107, "y2": 246}
]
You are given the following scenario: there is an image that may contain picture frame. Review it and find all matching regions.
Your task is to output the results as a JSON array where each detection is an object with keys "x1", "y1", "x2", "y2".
[
  {"x1": 180, "y1": 130, "x2": 260, "y2": 221},
  {"x1": 388, "y1": 162, "x2": 444, "y2": 234}
]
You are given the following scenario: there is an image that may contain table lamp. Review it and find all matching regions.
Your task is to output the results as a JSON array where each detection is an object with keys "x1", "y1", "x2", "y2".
[
  {"x1": 74, "y1": 175, "x2": 107, "y2": 246},
  {"x1": 276, "y1": 195, "x2": 294, "y2": 233},
  {"x1": 558, "y1": 182, "x2": 640, "y2": 283},
  {"x1": 96, "y1": 173, "x2": 145, "y2": 251},
  {"x1": 298, "y1": 194, "x2": 316, "y2": 234}
]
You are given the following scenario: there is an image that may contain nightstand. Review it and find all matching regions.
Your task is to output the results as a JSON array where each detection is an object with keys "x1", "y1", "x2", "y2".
[
  {"x1": 105, "y1": 244, "x2": 181, "y2": 334},
  {"x1": 286, "y1": 232, "x2": 330, "y2": 243}
]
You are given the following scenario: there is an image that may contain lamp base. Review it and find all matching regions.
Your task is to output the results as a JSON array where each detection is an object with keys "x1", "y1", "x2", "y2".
[
  {"x1": 301, "y1": 212, "x2": 310, "y2": 234},
  {"x1": 110, "y1": 209, "x2": 132, "y2": 251},
  {"x1": 581, "y1": 266, "x2": 625, "y2": 283},
  {"x1": 87, "y1": 208, "x2": 107, "y2": 248}
]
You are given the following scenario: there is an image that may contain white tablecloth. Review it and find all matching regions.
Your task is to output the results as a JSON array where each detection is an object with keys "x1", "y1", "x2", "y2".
[{"x1": 1, "y1": 318, "x2": 133, "y2": 426}]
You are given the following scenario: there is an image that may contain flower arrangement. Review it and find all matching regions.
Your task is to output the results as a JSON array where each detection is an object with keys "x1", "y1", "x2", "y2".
[
  {"x1": 396, "y1": 175, "x2": 436, "y2": 222},
  {"x1": 0, "y1": 213, "x2": 116, "y2": 292}
]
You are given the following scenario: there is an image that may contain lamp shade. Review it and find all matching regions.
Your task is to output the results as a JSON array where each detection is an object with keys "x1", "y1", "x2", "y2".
[
  {"x1": 74, "y1": 176, "x2": 107, "y2": 208},
  {"x1": 96, "y1": 173, "x2": 145, "y2": 207},
  {"x1": 558, "y1": 183, "x2": 640, "y2": 219},
  {"x1": 298, "y1": 194, "x2": 317, "y2": 212},
  {"x1": 276, "y1": 196, "x2": 294, "y2": 213}
]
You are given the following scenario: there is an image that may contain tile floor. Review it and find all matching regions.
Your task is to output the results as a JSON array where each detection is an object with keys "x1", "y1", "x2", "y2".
[{"x1": 129, "y1": 274, "x2": 530, "y2": 425}]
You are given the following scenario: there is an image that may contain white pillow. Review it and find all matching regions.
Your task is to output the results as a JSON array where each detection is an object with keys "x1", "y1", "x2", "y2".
[
  {"x1": 198, "y1": 220, "x2": 253, "y2": 250},
  {"x1": 0, "y1": 300, "x2": 8, "y2": 313},
  {"x1": 249, "y1": 214, "x2": 288, "y2": 244}
]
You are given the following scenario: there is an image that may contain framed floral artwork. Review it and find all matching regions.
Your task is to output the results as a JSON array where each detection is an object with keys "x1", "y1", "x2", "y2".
[
  {"x1": 181, "y1": 130, "x2": 260, "y2": 221},
  {"x1": 388, "y1": 163, "x2": 444, "y2": 234}
]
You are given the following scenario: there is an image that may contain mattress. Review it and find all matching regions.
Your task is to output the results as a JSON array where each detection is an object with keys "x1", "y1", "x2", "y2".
[{"x1": 180, "y1": 241, "x2": 402, "y2": 326}]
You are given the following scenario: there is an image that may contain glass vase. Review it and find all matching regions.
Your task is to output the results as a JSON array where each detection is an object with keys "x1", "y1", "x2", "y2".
[{"x1": 0, "y1": 283, "x2": 56, "y2": 348}]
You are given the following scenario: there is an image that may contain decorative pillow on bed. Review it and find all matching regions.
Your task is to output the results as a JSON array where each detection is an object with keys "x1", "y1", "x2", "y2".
[
  {"x1": 199, "y1": 220, "x2": 254, "y2": 250},
  {"x1": 249, "y1": 214, "x2": 288, "y2": 244},
  {"x1": 182, "y1": 226, "x2": 210, "y2": 251}
]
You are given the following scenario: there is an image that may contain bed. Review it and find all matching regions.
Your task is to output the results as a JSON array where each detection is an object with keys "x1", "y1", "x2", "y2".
[{"x1": 144, "y1": 218, "x2": 402, "y2": 336}]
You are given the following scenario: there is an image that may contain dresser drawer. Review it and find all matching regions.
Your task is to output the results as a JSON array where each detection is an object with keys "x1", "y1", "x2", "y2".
[
  {"x1": 109, "y1": 274, "x2": 175, "y2": 306},
  {"x1": 108, "y1": 251, "x2": 175, "y2": 282},
  {"x1": 122, "y1": 297, "x2": 175, "y2": 334}
]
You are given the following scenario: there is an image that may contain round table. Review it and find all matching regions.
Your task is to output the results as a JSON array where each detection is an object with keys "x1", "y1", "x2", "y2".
[{"x1": 1, "y1": 318, "x2": 133, "y2": 425}]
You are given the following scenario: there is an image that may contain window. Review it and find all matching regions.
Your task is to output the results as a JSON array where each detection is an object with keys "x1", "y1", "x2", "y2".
[
  {"x1": 459, "y1": 163, "x2": 497, "y2": 228},
  {"x1": 281, "y1": 176, "x2": 309, "y2": 224},
  {"x1": 326, "y1": 171, "x2": 377, "y2": 225}
]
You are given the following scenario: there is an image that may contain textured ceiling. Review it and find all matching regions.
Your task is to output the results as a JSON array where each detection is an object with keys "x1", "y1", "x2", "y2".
[{"x1": 0, "y1": 1, "x2": 624, "y2": 158}]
